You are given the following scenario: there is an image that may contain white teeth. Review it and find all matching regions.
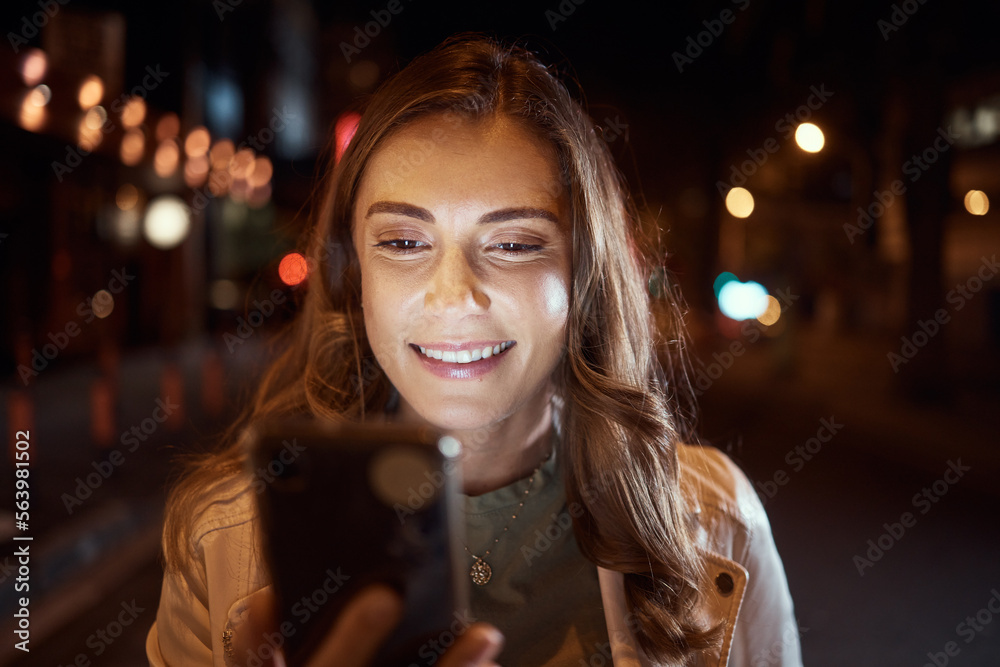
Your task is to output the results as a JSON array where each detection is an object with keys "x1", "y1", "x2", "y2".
[{"x1": 418, "y1": 341, "x2": 514, "y2": 364}]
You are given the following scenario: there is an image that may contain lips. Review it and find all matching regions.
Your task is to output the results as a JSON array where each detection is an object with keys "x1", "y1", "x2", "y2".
[
  {"x1": 414, "y1": 340, "x2": 515, "y2": 364},
  {"x1": 409, "y1": 340, "x2": 516, "y2": 379}
]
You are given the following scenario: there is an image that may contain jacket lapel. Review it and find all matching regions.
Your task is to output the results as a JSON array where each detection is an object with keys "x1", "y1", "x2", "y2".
[{"x1": 597, "y1": 554, "x2": 747, "y2": 667}]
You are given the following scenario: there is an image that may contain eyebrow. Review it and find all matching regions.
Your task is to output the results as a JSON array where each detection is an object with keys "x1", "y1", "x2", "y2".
[{"x1": 365, "y1": 200, "x2": 559, "y2": 225}]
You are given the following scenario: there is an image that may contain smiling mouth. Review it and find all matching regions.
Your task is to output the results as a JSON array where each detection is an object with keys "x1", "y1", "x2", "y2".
[{"x1": 411, "y1": 341, "x2": 516, "y2": 364}]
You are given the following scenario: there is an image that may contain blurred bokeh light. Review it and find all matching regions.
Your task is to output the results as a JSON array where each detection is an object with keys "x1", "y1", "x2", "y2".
[
  {"x1": 725, "y1": 187, "x2": 755, "y2": 218},
  {"x1": 795, "y1": 122, "x2": 825, "y2": 152},
  {"x1": 278, "y1": 252, "x2": 309, "y2": 286},
  {"x1": 964, "y1": 189, "x2": 989, "y2": 215},
  {"x1": 143, "y1": 195, "x2": 191, "y2": 249}
]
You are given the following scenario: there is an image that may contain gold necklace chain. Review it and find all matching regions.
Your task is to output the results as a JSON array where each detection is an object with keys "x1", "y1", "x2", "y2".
[{"x1": 463, "y1": 454, "x2": 549, "y2": 586}]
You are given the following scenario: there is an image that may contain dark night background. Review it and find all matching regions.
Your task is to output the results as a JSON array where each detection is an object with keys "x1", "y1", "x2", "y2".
[{"x1": 0, "y1": 0, "x2": 998, "y2": 665}]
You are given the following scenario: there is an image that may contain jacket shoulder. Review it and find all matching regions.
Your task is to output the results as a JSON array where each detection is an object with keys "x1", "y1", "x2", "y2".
[
  {"x1": 676, "y1": 443, "x2": 766, "y2": 558},
  {"x1": 186, "y1": 475, "x2": 258, "y2": 554},
  {"x1": 148, "y1": 475, "x2": 266, "y2": 666},
  {"x1": 676, "y1": 444, "x2": 804, "y2": 666}
]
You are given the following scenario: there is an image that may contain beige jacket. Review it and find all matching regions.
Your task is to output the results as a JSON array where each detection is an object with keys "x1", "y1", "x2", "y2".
[{"x1": 146, "y1": 444, "x2": 801, "y2": 666}]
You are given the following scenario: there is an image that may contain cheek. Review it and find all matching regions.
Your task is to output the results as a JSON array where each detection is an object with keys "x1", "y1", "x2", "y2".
[{"x1": 360, "y1": 269, "x2": 390, "y2": 349}]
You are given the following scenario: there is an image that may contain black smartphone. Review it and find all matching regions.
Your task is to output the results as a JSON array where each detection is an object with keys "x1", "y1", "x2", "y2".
[{"x1": 246, "y1": 419, "x2": 468, "y2": 667}]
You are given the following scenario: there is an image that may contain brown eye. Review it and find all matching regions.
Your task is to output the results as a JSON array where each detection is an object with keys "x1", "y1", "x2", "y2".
[
  {"x1": 493, "y1": 242, "x2": 543, "y2": 255},
  {"x1": 374, "y1": 239, "x2": 426, "y2": 252}
]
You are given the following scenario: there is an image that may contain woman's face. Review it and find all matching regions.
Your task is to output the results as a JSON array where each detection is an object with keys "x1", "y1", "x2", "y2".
[{"x1": 352, "y1": 113, "x2": 572, "y2": 432}]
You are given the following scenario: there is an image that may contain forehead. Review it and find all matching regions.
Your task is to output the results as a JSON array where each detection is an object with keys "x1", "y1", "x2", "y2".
[{"x1": 355, "y1": 113, "x2": 567, "y2": 214}]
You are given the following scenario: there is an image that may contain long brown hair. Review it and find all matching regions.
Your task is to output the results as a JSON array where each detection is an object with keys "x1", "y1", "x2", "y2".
[{"x1": 163, "y1": 33, "x2": 720, "y2": 663}]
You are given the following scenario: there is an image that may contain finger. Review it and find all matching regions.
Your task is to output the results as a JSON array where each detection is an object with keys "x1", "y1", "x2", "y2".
[
  {"x1": 305, "y1": 584, "x2": 404, "y2": 667},
  {"x1": 436, "y1": 623, "x2": 504, "y2": 667}
]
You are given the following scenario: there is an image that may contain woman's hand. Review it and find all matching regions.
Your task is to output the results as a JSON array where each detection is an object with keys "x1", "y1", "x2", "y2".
[{"x1": 235, "y1": 585, "x2": 504, "y2": 667}]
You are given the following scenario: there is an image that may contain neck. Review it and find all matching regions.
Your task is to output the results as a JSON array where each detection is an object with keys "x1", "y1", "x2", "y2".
[
  {"x1": 455, "y1": 397, "x2": 555, "y2": 496},
  {"x1": 392, "y1": 384, "x2": 558, "y2": 495}
]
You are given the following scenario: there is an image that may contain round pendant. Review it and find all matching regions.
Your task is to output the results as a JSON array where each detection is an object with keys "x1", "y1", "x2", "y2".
[{"x1": 470, "y1": 558, "x2": 492, "y2": 585}]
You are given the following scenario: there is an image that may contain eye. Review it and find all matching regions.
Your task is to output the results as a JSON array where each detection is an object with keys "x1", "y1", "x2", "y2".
[
  {"x1": 492, "y1": 242, "x2": 544, "y2": 255},
  {"x1": 373, "y1": 239, "x2": 426, "y2": 253}
]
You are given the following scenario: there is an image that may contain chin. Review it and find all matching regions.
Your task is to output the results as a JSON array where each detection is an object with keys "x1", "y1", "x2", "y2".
[{"x1": 405, "y1": 397, "x2": 504, "y2": 434}]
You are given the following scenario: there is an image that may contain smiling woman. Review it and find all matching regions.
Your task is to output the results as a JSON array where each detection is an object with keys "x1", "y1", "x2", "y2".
[
  {"x1": 147, "y1": 34, "x2": 801, "y2": 667},
  {"x1": 355, "y1": 114, "x2": 572, "y2": 458}
]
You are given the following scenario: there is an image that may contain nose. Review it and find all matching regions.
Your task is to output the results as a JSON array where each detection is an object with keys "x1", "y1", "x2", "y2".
[{"x1": 424, "y1": 245, "x2": 490, "y2": 316}]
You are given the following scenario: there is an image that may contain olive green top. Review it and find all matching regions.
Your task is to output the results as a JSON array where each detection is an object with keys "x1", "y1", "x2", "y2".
[{"x1": 460, "y1": 445, "x2": 612, "y2": 666}]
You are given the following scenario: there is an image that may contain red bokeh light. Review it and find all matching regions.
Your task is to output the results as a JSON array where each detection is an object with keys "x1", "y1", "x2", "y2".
[
  {"x1": 278, "y1": 252, "x2": 309, "y2": 286},
  {"x1": 334, "y1": 112, "x2": 361, "y2": 164}
]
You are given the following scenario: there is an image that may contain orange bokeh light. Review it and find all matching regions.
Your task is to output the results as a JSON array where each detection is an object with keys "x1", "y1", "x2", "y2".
[
  {"x1": 78, "y1": 75, "x2": 104, "y2": 109},
  {"x1": 116, "y1": 183, "x2": 140, "y2": 210},
  {"x1": 18, "y1": 93, "x2": 46, "y2": 132},
  {"x1": 184, "y1": 155, "x2": 210, "y2": 187},
  {"x1": 20, "y1": 49, "x2": 47, "y2": 86},
  {"x1": 247, "y1": 156, "x2": 273, "y2": 188},
  {"x1": 184, "y1": 126, "x2": 211, "y2": 157},
  {"x1": 156, "y1": 113, "x2": 180, "y2": 142},
  {"x1": 154, "y1": 139, "x2": 180, "y2": 177},
  {"x1": 210, "y1": 139, "x2": 235, "y2": 171},
  {"x1": 229, "y1": 148, "x2": 255, "y2": 179},
  {"x1": 120, "y1": 129, "x2": 145, "y2": 166},
  {"x1": 278, "y1": 252, "x2": 309, "y2": 286},
  {"x1": 121, "y1": 97, "x2": 146, "y2": 128}
]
